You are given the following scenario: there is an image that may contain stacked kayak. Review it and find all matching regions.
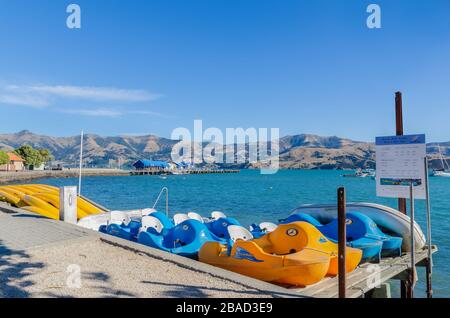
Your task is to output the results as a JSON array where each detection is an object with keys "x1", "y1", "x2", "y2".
[
  {"x1": 199, "y1": 221, "x2": 362, "y2": 286},
  {"x1": 281, "y1": 212, "x2": 403, "y2": 262},
  {"x1": 0, "y1": 184, "x2": 105, "y2": 220}
]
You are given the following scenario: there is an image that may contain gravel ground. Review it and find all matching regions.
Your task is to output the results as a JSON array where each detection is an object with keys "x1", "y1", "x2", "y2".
[{"x1": 0, "y1": 239, "x2": 272, "y2": 298}]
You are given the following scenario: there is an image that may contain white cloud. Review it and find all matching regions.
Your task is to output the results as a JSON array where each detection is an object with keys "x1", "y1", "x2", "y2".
[
  {"x1": 0, "y1": 93, "x2": 49, "y2": 108},
  {"x1": 0, "y1": 82, "x2": 162, "y2": 108},
  {"x1": 0, "y1": 82, "x2": 167, "y2": 119},
  {"x1": 128, "y1": 110, "x2": 164, "y2": 116},
  {"x1": 58, "y1": 107, "x2": 170, "y2": 118},
  {"x1": 60, "y1": 108, "x2": 123, "y2": 117},
  {"x1": 17, "y1": 85, "x2": 161, "y2": 102}
]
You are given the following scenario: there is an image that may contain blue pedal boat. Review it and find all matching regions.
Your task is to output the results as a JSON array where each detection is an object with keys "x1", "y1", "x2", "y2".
[
  {"x1": 249, "y1": 222, "x2": 278, "y2": 239},
  {"x1": 99, "y1": 211, "x2": 142, "y2": 241},
  {"x1": 147, "y1": 211, "x2": 176, "y2": 229},
  {"x1": 138, "y1": 217, "x2": 223, "y2": 259},
  {"x1": 282, "y1": 212, "x2": 402, "y2": 262},
  {"x1": 204, "y1": 216, "x2": 241, "y2": 239}
]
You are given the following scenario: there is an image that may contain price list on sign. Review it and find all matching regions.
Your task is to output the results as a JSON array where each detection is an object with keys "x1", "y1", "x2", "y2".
[{"x1": 375, "y1": 134, "x2": 426, "y2": 199}]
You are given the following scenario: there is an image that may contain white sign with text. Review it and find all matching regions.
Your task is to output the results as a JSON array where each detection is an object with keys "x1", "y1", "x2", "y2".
[{"x1": 375, "y1": 134, "x2": 426, "y2": 199}]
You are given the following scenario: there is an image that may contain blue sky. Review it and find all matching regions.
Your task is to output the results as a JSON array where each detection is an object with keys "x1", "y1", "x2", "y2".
[{"x1": 0, "y1": 0, "x2": 449, "y2": 141}]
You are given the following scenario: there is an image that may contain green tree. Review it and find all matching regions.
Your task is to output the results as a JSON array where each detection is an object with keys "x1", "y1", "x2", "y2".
[
  {"x1": 0, "y1": 150, "x2": 9, "y2": 165},
  {"x1": 38, "y1": 148, "x2": 54, "y2": 163},
  {"x1": 13, "y1": 145, "x2": 53, "y2": 168}
]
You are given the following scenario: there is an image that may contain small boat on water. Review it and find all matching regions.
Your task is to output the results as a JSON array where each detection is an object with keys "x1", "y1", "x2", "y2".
[
  {"x1": 431, "y1": 144, "x2": 450, "y2": 177},
  {"x1": 432, "y1": 170, "x2": 450, "y2": 177},
  {"x1": 342, "y1": 168, "x2": 375, "y2": 178}
]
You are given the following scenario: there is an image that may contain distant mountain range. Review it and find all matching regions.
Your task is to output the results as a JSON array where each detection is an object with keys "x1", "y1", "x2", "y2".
[{"x1": 0, "y1": 130, "x2": 448, "y2": 170}]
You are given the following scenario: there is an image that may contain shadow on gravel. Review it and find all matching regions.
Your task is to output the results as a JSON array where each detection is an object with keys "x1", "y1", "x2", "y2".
[
  {"x1": 0, "y1": 239, "x2": 45, "y2": 297},
  {"x1": 141, "y1": 280, "x2": 270, "y2": 298},
  {"x1": 84, "y1": 271, "x2": 137, "y2": 298}
]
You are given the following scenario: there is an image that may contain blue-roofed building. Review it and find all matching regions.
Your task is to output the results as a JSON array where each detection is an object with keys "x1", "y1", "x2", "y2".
[{"x1": 133, "y1": 160, "x2": 169, "y2": 171}]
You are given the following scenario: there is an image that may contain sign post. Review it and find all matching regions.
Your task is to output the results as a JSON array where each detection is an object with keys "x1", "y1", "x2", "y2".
[
  {"x1": 375, "y1": 134, "x2": 427, "y2": 298},
  {"x1": 409, "y1": 182, "x2": 416, "y2": 297},
  {"x1": 424, "y1": 157, "x2": 433, "y2": 298}
]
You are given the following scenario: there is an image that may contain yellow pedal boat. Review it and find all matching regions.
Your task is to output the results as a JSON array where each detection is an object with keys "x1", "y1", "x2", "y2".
[{"x1": 199, "y1": 221, "x2": 362, "y2": 286}]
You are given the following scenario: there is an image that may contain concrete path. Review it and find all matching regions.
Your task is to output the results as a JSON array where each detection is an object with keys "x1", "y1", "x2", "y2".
[{"x1": 0, "y1": 207, "x2": 300, "y2": 298}]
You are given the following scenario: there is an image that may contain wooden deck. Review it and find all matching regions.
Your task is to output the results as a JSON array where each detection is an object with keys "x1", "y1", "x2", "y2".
[{"x1": 289, "y1": 246, "x2": 437, "y2": 298}]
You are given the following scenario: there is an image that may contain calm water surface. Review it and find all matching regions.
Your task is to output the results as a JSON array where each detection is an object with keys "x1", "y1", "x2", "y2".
[{"x1": 26, "y1": 170, "x2": 450, "y2": 297}]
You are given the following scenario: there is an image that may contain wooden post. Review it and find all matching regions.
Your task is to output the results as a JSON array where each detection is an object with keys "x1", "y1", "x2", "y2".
[
  {"x1": 338, "y1": 187, "x2": 346, "y2": 298},
  {"x1": 395, "y1": 92, "x2": 407, "y2": 213},
  {"x1": 395, "y1": 91, "x2": 410, "y2": 298}
]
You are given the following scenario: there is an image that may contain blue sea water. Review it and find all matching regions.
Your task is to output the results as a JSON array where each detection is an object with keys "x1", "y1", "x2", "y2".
[{"x1": 29, "y1": 170, "x2": 449, "y2": 297}]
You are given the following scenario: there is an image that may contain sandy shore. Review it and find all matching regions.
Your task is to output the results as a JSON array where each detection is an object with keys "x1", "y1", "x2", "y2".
[{"x1": 0, "y1": 169, "x2": 129, "y2": 184}]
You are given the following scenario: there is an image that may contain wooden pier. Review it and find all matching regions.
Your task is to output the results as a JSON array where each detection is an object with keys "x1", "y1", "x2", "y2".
[
  {"x1": 130, "y1": 169, "x2": 240, "y2": 176},
  {"x1": 290, "y1": 246, "x2": 437, "y2": 298}
]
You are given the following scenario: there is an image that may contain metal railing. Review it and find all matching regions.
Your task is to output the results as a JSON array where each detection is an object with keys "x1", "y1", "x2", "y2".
[{"x1": 152, "y1": 187, "x2": 169, "y2": 217}]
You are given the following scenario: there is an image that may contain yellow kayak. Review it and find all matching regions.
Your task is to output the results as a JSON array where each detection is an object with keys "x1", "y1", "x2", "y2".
[
  {"x1": 0, "y1": 184, "x2": 105, "y2": 220},
  {"x1": 5, "y1": 185, "x2": 36, "y2": 195},
  {"x1": 0, "y1": 187, "x2": 28, "y2": 207},
  {"x1": 20, "y1": 205, "x2": 59, "y2": 220},
  {"x1": 32, "y1": 192, "x2": 90, "y2": 219},
  {"x1": 21, "y1": 194, "x2": 60, "y2": 218},
  {"x1": 0, "y1": 189, "x2": 22, "y2": 206}
]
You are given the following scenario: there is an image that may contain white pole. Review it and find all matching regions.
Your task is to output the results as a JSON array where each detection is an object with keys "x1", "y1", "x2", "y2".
[
  {"x1": 424, "y1": 158, "x2": 433, "y2": 266},
  {"x1": 78, "y1": 130, "x2": 83, "y2": 196}
]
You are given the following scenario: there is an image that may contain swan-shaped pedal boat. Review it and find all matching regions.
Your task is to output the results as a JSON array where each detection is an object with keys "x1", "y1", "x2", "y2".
[{"x1": 199, "y1": 221, "x2": 362, "y2": 286}]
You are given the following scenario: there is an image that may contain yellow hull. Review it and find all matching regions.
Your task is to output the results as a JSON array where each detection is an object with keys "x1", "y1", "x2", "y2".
[
  {"x1": 199, "y1": 240, "x2": 330, "y2": 286},
  {"x1": 0, "y1": 189, "x2": 22, "y2": 206},
  {"x1": 199, "y1": 222, "x2": 362, "y2": 286},
  {"x1": 20, "y1": 205, "x2": 59, "y2": 220},
  {"x1": 21, "y1": 194, "x2": 60, "y2": 218}
]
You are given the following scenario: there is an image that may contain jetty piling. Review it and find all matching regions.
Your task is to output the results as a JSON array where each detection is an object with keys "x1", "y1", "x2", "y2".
[
  {"x1": 395, "y1": 91, "x2": 413, "y2": 298},
  {"x1": 337, "y1": 187, "x2": 347, "y2": 298}
]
